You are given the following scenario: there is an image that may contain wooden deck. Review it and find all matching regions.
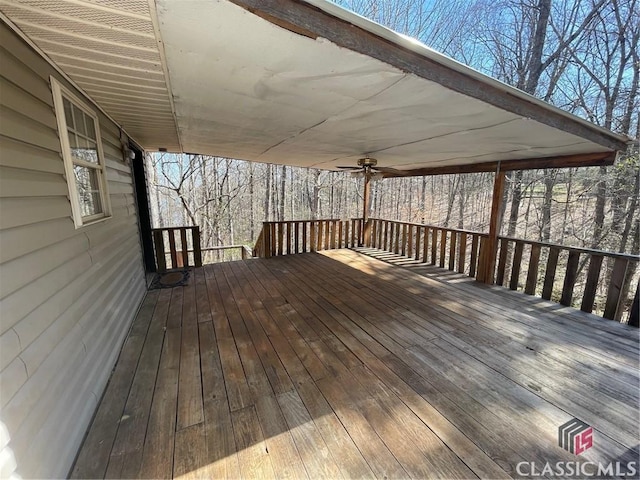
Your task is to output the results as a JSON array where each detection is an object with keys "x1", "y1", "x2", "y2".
[{"x1": 72, "y1": 249, "x2": 640, "y2": 479}]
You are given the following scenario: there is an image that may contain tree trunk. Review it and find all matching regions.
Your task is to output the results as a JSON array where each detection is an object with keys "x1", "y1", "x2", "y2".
[
  {"x1": 507, "y1": 170, "x2": 524, "y2": 237},
  {"x1": 312, "y1": 170, "x2": 320, "y2": 220},
  {"x1": 279, "y1": 165, "x2": 286, "y2": 221},
  {"x1": 264, "y1": 163, "x2": 271, "y2": 222},
  {"x1": 421, "y1": 176, "x2": 427, "y2": 223},
  {"x1": 541, "y1": 169, "x2": 556, "y2": 242},
  {"x1": 249, "y1": 161, "x2": 255, "y2": 240},
  {"x1": 591, "y1": 166, "x2": 608, "y2": 249}
]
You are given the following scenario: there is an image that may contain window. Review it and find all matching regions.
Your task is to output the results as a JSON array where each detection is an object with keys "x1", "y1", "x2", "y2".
[{"x1": 51, "y1": 77, "x2": 111, "y2": 227}]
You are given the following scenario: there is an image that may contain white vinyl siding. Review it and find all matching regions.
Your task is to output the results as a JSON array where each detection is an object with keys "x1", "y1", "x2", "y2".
[{"x1": 0, "y1": 20, "x2": 146, "y2": 479}]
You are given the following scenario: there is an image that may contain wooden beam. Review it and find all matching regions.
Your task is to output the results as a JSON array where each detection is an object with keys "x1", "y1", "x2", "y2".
[
  {"x1": 381, "y1": 152, "x2": 617, "y2": 178},
  {"x1": 363, "y1": 170, "x2": 371, "y2": 222},
  {"x1": 228, "y1": 0, "x2": 628, "y2": 152},
  {"x1": 361, "y1": 171, "x2": 372, "y2": 246},
  {"x1": 480, "y1": 170, "x2": 506, "y2": 285}
]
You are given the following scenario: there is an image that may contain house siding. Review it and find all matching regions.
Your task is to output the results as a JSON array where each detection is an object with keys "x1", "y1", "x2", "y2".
[{"x1": 0, "y1": 21, "x2": 147, "y2": 479}]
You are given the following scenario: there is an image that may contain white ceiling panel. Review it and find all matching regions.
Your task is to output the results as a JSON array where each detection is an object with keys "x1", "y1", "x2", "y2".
[{"x1": 1, "y1": 0, "x2": 629, "y2": 172}]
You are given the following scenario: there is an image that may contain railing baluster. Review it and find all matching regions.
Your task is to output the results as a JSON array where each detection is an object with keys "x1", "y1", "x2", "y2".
[
  {"x1": 422, "y1": 227, "x2": 429, "y2": 263},
  {"x1": 604, "y1": 258, "x2": 629, "y2": 319},
  {"x1": 323, "y1": 220, "x2": 330, "y2": 250},
  {"x1": 525, "y1": 244, "x2": 541, "y2": 295},
  {"x1": 179, "y1": 228, "x2": 189, "y2": 267},
  {"x1": 439, "y1": 230, "x2": 447, "y2": 268},
  {"x1": 407, "y1": 225, "x2": 414, "y2": 258},
  {"x1": 370, "y1": 219, "x2": 375, "y2": 248},
  {"x1": 476, "y1": 236, "x2": 488, "y2": 283},
  {"x1": 560, "y1": 251, "x2": 580, "y2": 306},
  {"x1": 542, "y1": 247, "x2": 559, "y2": 300},
  {"x1": 431, "y1": 228, "x2": 437, "y2": 264},
  {"x1": 581, "y1": 254, "x2": 603, "y2": 313},
  {"x1": 277, "y1": 222, "x2": 284, "y2": 256},
  {"x1": 469, "y1": 234, "x2": 479, "y2": 277},
  {"x1": 496, "y1": 238, "x2": 509, "y2": 286},
  {"x1": 303, "y1": 222, "x2": 308, "y2": 252},
  {"x1": 391, "y1": 222, "x2": 396, "y2": 253},
  {"x1": 383, "y1": 221, "x2": 389, "y2": 251},
  {"x1": 344, "y1": 220, "x2": 350, "y2": 248},
  {"x1": 401, "y1": 223, "x2": 407, "y2": 256},
  {"x1": 284, "y1": 222, "x2": 290, "y2": 255},
  {"x1": 310, "y1": 222, "x2": 317, "y2": 252},
  {"x1": 510, "y1": 241, "x2": 524, "y2": 290},
  {"x1": 168, "y1": 229, "x2": 178, "y2": 269},
  {"x1": 458, "y1": 233, "x2": 467, "y2": 274},
  {"x1": 448, "y1": 231, "x2": 457, "y2": 271},
  {"x1": 415, "y1": 226, "x2": 422, "y2": 261}
]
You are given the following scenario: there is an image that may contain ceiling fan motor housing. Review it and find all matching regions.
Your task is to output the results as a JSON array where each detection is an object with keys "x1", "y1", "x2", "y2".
[{"x1": 358, "y1": 157, "x2": 377, "y2": 167}]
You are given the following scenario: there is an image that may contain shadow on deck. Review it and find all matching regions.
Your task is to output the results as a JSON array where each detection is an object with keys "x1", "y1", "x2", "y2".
[{"x1": 71, "y1": 249, "x2": 640, "y2": 479}]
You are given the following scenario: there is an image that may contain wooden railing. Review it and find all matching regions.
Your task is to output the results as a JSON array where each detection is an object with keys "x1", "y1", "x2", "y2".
[
  {"x1": 253, "y1": 219, "x2": 365, "y2": 258},
  {"x1": 494, "y1": 236, "x2": 639, "y2": 322},
  {"x1": 365, "y1": 218, "x2": 639, "y2": 325},
  {"x1": 152, "y1": 226, "x2": 202, "y2": 272},
  {"x1": 364, "y1": 218, "x2": 489, "y2": 279},
  {"x1": 252, "y1": 217, "x2": 638, "y2": 325}
]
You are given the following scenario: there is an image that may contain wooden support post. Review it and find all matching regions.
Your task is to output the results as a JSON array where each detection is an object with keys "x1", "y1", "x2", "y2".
[
  {"x1": 629, "y1": 283, "x2": 639, "y2": 327},
  {"x1": 361, "y1": 169, "x2": 372, "y2": 246},
  {"x1": 481, "y1": 170, "x2": 506, "y2": 284}
]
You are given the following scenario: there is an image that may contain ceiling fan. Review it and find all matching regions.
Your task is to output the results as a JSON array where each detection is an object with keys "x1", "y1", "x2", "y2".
[{"x1": 336, "y1": 156, "x2": 408, "y2": 178}]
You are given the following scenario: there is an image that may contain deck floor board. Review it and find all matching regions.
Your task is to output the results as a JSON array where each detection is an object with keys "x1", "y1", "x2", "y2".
[{"x1": 72, "y1": 249, "x2": 640, "y2": 479}]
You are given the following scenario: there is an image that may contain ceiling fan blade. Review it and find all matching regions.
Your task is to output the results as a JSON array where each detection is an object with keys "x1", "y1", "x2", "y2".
[
  {"x1": 336, "y1": 166, "x2": 362, "y2": 170},
  {"x1": 374, "y1": 166, "x2": 410, "y2": 176}
]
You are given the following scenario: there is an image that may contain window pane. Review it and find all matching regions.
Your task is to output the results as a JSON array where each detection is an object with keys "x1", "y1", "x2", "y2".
[
  {"x1": 63, "y1": 98, "x2": 74, "y2": 128},
  {"x1": 69, "y1": 130, "x2": 99, "y2": 164},
  {"x1": 73, "y1": 166, "x2": 103, "y2": 217},
  {"x1": 73, "y1": 104, "x2": 88, "y2": 136},
  {"x1": 84, "y1": 115, "x2": 97, "y2": 140}
]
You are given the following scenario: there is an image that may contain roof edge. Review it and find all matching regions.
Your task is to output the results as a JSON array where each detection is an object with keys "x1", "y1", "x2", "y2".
[{"x1": 382, "y1": 152, "x2": 617, "y2": 177}]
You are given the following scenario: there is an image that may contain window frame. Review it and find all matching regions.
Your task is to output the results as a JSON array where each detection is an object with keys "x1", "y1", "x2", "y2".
[{"x1": 51, "y1": 77, "x2": 111, "y2": 228}]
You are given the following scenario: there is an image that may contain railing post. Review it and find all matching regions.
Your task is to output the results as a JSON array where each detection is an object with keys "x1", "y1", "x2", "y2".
[
  {"x1": 152, "y1": 229, "x2": 166, "y2": 272},
  {"x1": 192, "y1": 226, "x2": 202, "y2": 267},
  {"x1": 264, "y1": 222, "x2": 272, "y2": 258}
]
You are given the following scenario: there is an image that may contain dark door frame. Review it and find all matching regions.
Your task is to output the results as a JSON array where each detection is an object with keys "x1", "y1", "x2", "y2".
[{"x1": 130, "y1": 143, "x2": 156, "y2": 273}]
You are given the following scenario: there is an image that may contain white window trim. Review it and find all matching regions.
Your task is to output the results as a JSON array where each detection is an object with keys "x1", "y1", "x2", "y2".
[{"x1": 51, "y1": 77, "x2": 112, "y2": 228}]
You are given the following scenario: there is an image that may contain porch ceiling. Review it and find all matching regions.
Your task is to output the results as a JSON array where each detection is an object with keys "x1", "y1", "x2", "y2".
[{"x1": 0, "y1": 0, "x2": 631, "y2": 171}]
